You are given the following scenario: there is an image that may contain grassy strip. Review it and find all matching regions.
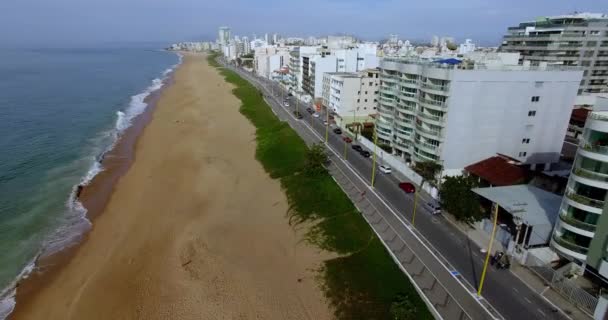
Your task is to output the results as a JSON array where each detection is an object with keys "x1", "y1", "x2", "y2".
[{"x1": 208, "y1": 54, "x2": 432, "y2": 320}]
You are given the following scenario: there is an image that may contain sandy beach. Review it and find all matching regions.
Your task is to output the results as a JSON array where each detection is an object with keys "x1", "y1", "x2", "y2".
[{"x1": 11, "y1": 53, "x2": 333, "y2": 320}]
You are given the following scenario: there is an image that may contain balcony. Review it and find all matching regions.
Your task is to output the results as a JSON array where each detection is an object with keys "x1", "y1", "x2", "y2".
[
  {"x1": 414, "y1": 149, "x2": 439, "y2": 162},
  {"x1": 415, "y1": 139, "x2": 439, "y2": 153},
  {"x1": 559, "y1": 211, "x2": 597, "y2": 232},
  {"x1": 565, "y1": 188, "x2": 605, "y2": 208},
  {"x1": 420, "y1": 82, "x2": 449, "y2": 94},
  {"x1": 380, "y1": 96, "x2": 396, "y2": 107},
  {"x1": 418, "y1": 112, "x2": 444, "y2": 124},
  {"x1": 552, "y1": 233, "x2": 589, "y2": 255},
  {"x1": 398, "y1": 92, "x2": 418, "y2": 103},
  {"x1": 580, "y1": 140, "x2": 608, "y2": 156},
  {"x1": 419, "y1": 98, "x2": 447, "y2": 110},
  {"x1": 574, "y1": 167, "x2": 608, "y2": 184},
  {"x1": 415, "y1": 123, "x2": 443, "y2": 139},
  {"x1": 380, "y1": 87, "x2": 396, "y2": 96}
]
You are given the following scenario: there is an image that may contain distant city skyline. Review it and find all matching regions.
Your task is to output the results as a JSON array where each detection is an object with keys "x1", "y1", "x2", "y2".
[{"x1": 0, "y1": 0, "x2": 605, "y2": 46}]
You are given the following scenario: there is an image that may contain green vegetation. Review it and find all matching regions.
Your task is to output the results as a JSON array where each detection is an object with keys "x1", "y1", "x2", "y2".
[
  {"x1": 439, "y1": 175, "x2": 484, "y2": 224},
  {"x1": 208, "y1": 53, "x2": 432, "y2": 320},
  {"x1": 390, "y1": 293, "x2": 418, "y2": 320},
  {"x1": 413, "y1": 161, "x2": 443, "y2": 186},
  {"x1": 304, "y1": 143, "x2": 329, "y2": 175}
]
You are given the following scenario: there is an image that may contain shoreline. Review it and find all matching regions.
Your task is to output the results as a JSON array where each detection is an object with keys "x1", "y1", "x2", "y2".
[
  {"x1": 9, "y1": 53, "x2": 333, "y2": 319},
  {"x1": 5, "y1": 55, "x2": 181, "y2": 319}
]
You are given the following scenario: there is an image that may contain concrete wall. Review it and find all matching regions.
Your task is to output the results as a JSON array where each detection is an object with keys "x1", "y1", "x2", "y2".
[{"x1": 440, "y1": 69, "x2": 582, "y2": 171}]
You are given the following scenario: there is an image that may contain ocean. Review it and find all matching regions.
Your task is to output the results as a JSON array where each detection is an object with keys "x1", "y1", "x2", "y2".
[{"x1": 0, "y1": 45, "x2": 180, "y2": 317}]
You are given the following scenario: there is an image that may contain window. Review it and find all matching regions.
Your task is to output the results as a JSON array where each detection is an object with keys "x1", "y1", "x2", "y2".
[
  {"x1": 357, "y1": 91, "x2": 360, "y2": 94},
  {"x1": 535, "y1": 81, "x2": 544, "y2": 88},
  {"x1": 365, "y1": 91, "x2": 368, "y2": 94},
  {"x1": 581, "y1": 61, "x2": 591, "y2": 67},
  {"x1": 584, "y1": 51, "x2": 595, "y2": 57},
  {"x1": 364, "y1": 99, "x2": 368, "y2": 102},
  {"x1": 531, "y1": 96, "x2": 540, "y2": 102},
  {"x1": 581, "y1": 80, "x2": 586, "y2": 86},
  {"x1": 518, "y1": 152, "x2": 527, "y2": 157},
  {"x1": 522, "y1": 138, "x2": 530, "y2": 144},
  {"x1": 357, "y1": 99, "x2": 360, "y2": 103},
  {"x1": 528, "y1": 110, "x2": 536, "y2": 117},
  {"x1": 369, "y1": 82, "x2": 373, "y2": 86},
  {"x1": 584, "y1": 70, "x2": 589, "y2": 76},
  {"x1": 374, "y1": 90, "x2": 378, "y2": 94},
  {"x1": 587, "y1": 41, "x2": 597, "y2": 47},
  {"x1": 373, "y1": 107, "x2": 377, "y2": 110}
]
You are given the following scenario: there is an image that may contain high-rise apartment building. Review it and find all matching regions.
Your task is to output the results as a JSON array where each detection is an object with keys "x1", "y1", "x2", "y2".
[
  {"x1": 218, "y1": 26, "x2": 231, "y2": 46},
  {"x1": 499, "y1": 13, "x2": 608, "y2": 95},
  {"x1": 551, "y1": 109, "x2": 608, "y2": 278},
  {"x1": 376, "y1": 56, "x2": 582, "y2": 175}
]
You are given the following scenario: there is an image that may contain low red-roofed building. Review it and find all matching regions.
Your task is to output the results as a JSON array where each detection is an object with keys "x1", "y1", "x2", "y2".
[{"x1": 465, "y1": 155, "x2": 530, "y2": 187}]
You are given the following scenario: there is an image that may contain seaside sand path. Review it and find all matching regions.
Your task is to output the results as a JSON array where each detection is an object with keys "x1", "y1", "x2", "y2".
[{"x1": 11, "y1": 53, "x2": 333, "y2": 320}]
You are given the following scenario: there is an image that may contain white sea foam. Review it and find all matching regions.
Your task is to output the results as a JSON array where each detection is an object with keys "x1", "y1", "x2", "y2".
[{"x1": 0, "y1": 52, "x2": 183, "y2": 320}]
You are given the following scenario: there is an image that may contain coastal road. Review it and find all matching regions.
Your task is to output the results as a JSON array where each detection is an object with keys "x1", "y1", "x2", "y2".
[{"x1": 220, "y1": 60, "x2": 569, "y2": 320}]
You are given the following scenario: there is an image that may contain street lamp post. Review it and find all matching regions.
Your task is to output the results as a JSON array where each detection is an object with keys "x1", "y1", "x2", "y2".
[
  {"x1": 478, "y1": 202, "x2": 499, "y2": 297},
  {"x1": 325, "y1": 107, "x2": 329, "y2": 144},
  {"x1": 371, "y1": 126, "x2": 378, "y2": 187},
  {"x1": 412, "y1": 189, "x2": 419, "y2": 226}
]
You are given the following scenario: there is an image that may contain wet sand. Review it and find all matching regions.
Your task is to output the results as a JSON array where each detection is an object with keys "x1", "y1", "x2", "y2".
[{"x1": 11, "y1": 53, "x2": 333, "y2": 320}]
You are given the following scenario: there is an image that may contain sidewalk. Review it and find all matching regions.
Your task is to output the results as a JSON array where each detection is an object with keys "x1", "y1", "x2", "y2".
[{"x1": 442, "y1": 213, "x2": 592, "y2": 320}]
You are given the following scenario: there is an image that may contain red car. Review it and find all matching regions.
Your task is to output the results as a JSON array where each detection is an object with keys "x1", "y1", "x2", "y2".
[
  {"x1": 398, "y1": 182, "x2": 416, "y2": 193},
  {"x1": 342, "y1": 136, "x2": 353, "y2": 143}
]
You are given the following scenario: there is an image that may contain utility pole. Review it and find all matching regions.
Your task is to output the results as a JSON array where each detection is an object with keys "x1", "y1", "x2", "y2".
[
  {"x1": 344, "y1": 139, "x2": 348, "y2": 159},
  {"x1": 325, "y1": 106, "x2": 329, "y2": 143},
  {"x1": 478, "y1": 203, "x2": 499, "y2": 297},
  {"x1": 371, "y1": 126, "x2": 378, "y2": 187},
  {"x1": 412, "y1": 188, "x2": 419, "y2": 226}
]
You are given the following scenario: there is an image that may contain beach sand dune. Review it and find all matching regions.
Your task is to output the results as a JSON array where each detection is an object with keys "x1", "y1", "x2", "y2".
[{"x1": 11, "y1": 53, "x2": 333, "y2": 320}]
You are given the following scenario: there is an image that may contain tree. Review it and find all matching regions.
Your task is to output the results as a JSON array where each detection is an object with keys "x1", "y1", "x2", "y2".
[
  {"x1": 413, "y1": 161, "x2": 442, "y2": 185},
  {"x1": 304, "y1": 143, "x2": 328, "y2": 175},
  {"x1": 390, "y1": 294, "x2": 417, "y2": 320},
  {"x1": 439, "y1": 175, "x2": 484, "y2": 224}
]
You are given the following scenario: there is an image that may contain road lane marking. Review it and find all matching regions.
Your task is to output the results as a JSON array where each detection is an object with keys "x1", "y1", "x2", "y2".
[
  {"x1": 538, "y1": 309, "x2": 546, "y2": 317},
  {"x1": 524, "y1": 297, "x2": 532, "y2": 304},
  {"x1": 513, "y1": 288, "x2": 519, "y2": 293}
]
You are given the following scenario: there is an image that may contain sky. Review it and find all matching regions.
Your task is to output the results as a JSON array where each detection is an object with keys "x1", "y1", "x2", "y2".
[{"x1": 0, "y1": 0, "x2": 606, "y2": 46}]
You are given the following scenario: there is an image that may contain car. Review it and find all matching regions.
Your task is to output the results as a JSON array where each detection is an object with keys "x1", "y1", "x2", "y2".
[
  {"x1": 360, "y1": 150, "x2": 371, "y2": 158},
  {"x1": 333, "y1": 128, "x2": 342, "y2": 134},
  {"x1": 426, "y1": 201, "x2": 441, "y2": 215},
  {"x1": 284, "y1": 102, "x2": 290, "y2": 107},
  {"x1": 398, "y1": 182, "x2": 416, "y2": 194},
  {"x1": 306, "y1": 107, "x2": 312, "y2": 113},
  {"x1": 293, "y1": 111, "x2": 303, "y2": 119},
  {"x1": 342, "y1": 136, "x2": 353, "y2": 143},
  {"x1": 323, "y1": 120, "x2": 328, "y2": 126},
  {"x1": 313, "y1": 113, "x2": 320, "y2": 118},
  {"x1": 379, "y1": 165, "x2": 392, "y2": 174},
  {"x1": 351, "y1": 144, "x2": 362, "y2": 151}
]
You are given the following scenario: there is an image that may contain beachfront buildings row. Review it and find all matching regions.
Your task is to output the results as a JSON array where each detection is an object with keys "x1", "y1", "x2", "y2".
[{"x1": 375, "y1": 54, "x2": 583, "y2": 175}]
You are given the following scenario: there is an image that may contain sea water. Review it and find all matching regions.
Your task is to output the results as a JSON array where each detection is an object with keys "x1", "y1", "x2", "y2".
[{"x1": 0, "y1": 45, "x2": 180, "y2": 317}]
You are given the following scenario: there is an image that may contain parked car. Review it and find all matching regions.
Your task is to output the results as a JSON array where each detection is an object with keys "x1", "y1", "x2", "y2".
[
  {"x1": 360, "y1": 150, "x2": 371, "y2": 158},
  {"x1": 398, "y1": 182, "x2": 416, "y2": 194},
  {"x1": 313, "y1": 113, "x2": 320, "y2": 118},
  {"x1": 293, "y1": 111, "x2": 303, "y2": 119},
  {"x1": 333, "y1": 128, "x2": 342, "y2": 134},
  {"x1": 343, "y1": 136, "x2": 353, "y2": 143},
  {"x1": 351, "y1": 144, "x2": 362, "y2": 151},
  {"x1": 306, "y1": 107, "x2": 313, "y2": 113},
  {"x1": 284, "y1": 101, "x2": 290, "y2": 107},
  {"x1": 426, "y1": 201, "x2": 441, "y2": 215},
  {"x1": 379, "y1": 165, "x2": 392, "y2": 174}
]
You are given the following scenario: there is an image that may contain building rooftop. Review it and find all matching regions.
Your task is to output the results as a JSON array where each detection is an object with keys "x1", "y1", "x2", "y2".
[
  {"x1": 465, "y1": 156, "x2": 529, "y2": 186},
  {"x1": 472, "y1": 185, "x2": 561, "y2": 228}
]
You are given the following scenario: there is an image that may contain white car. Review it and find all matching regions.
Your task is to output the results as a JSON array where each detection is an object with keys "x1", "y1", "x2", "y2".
[
  {"x1": 313, "y1": 113, "x2": 320, "y2": 118},
  {"x1": 426, "y1": 201, "x2": 441, "y2": 215},
  {"x1": 379, "y1": 165, "x2": 392, "y2": 174},
  {"x1": 284, "y1": 102, "x2": 290, "y2": 107}
]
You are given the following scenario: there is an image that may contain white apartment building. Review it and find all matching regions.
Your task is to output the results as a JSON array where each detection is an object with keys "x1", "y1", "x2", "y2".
[
  {"x1": 292, "y1": 44, "x2": 379, "y2": 99},
  {"x1": 218, "y1": 27, "x2": 231, "y2": 46},
  {"x1": 377, "y1": 56, "x2": 583, "y2": 175},
  {"x1": 254, "y1": 47, "x2": 291, "y2": 79},
  {"x1": 322, "y1": 70, "x2": 380, "y2": 126}
]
